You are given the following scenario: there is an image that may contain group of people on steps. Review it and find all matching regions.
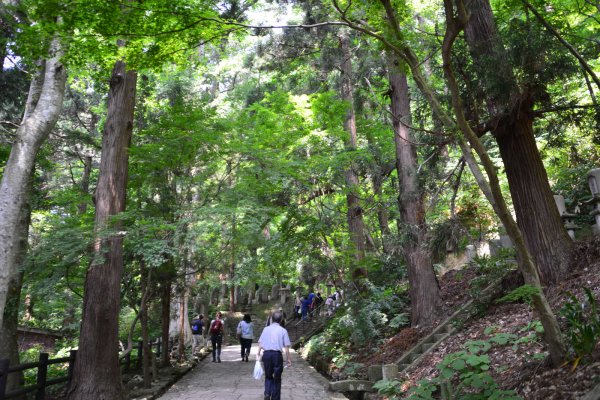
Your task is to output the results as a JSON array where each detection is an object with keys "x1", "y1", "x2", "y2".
[
  {"x1": 190, "y1": 309, "x2": 291, "y2": 400},
  {"x1": 293, "y1": 289, "x2": 342, "y2": 321}
]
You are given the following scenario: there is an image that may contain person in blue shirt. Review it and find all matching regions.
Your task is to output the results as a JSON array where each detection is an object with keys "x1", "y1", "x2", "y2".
[
  {"x1": 301, "y1": 295, "x2": 311, "y2": 321},
  {"x1": 191, "y1": 314, "x2": 204, "y2": 354},
  {"x1": 257, "y1": 311, "x2": 291, "y2": 400}
]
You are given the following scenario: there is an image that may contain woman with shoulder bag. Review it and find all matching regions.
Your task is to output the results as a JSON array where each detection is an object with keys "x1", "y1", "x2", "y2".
[{"x1": 237, "y1": 313, "x2": 254, "y2": 362}]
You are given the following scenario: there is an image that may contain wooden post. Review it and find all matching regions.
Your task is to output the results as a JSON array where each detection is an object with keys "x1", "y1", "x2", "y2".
[
  {"x1": 66, "y1": 350, "x2": 77, "y2": 391},
  {"x1": 0, "y1": 358, "x2": 9, "y2": 400},
  {"x1": 35, "y1": 353, "x2": 49, "y2": 400}
]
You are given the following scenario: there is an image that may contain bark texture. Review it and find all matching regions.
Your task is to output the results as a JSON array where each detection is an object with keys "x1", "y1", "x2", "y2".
[
  {"x1": 388, "y1": 58, "x2": 442, "y2": 326},
  {"x1": 67, "y1": 61, "x2": 136, "y2": 400},
  {"x1": 441, "y1": 0, "x2": 566, "y2": 365},
  {"x1": 339, "y1": 32, "x2": 367, "y2": 279},
  {"x1": 140, "y1": 260, "x2": 152, "y2": 388},
  {"x1": 0, "y1": 37, "x2": 66, "y2": 330},
  {"x1": 160, "y1": 277, "x2": 171, "y2": 368},
  {"x1": 464, "y1": 0, "x2": 571, "y2": 284}
]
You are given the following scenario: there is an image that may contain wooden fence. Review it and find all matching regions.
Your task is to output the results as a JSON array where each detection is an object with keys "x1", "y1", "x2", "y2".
[{"x1": 0, "y1": 339, "x2": 171, "y2": 400}]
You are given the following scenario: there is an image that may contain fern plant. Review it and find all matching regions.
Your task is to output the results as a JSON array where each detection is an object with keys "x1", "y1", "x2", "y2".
[{"x1": 560, "y1": 287, "x2": 600, "y2": 369}]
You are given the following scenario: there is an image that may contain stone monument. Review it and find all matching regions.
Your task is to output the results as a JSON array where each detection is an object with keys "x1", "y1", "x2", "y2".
[
  {"x1": 588, "y1": 168, "x2": 600, "y2": 236},
  {"x1": 553, "y1": 194, "x2": 578, "y2": 239}
]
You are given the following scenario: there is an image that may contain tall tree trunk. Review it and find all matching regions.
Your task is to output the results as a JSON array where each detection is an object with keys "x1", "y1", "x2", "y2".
[
  {"x1": 67, "y1": 61, "x2": 136, "y2": 400},
  {"x1": 0, "y1": 195, "x2": 29, "y2": 393},
  {"x1": 229, "y1": 214, "x2": 236, "y2": 312},
  {"x1": 178, "y1": 291, "x2": 186, "y2": 361},
  {"x1": 388, "y1": 56, "x2": 442, "y2": 327},
  {"x1": 441, "y1": 0, "x2": 566, "y2": 365},
  {"x1": 372, "y1": 172, "x2": 392, "y2": 254},
  {"x1": 229, "y1": 264, "x2": 236, "y2": 312},
  {"x1": 160, "y1": 277, "x2": 171, "y2": 368},
  {"x1": 77, "y1": 156, "x2": 93, "y2": 214},
  {"x1": 339, "y1": 31, "x2": 367, "y2": 280},
  {"x1": 464, "y1": 0, "x2": 571, "y2": 284},
  {"x1": 370, "y1": 0, "x2": 566, "y2": 363},
  {"x1": 0, "y1": 36, "x2": 66, "y2": 329},
  {"x1": 0, "y1": 272, "x2": 24, "y2": 393},
  {"x1": 140, "y1": 259, "x2": 152, "y2": 389}
]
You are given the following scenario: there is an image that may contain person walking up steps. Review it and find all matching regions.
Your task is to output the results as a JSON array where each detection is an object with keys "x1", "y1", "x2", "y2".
[
  {"x1": 257, "y1": 311, "x2": 291, "y2": 400},
  {"x1": 237, "y1": 313, "x2": 254, "y2": 362},
  {"x1": 209, "y1": 311, "x2": 224, "y2": 362}
]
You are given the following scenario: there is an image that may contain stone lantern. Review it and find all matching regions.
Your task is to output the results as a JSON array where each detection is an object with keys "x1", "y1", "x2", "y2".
[
  {"x1": 588, "y1": 168, "x2": 600, "y2": 235},
  {"x1": 553, "y1": 194, "x2": 578, "y2": 240},
  {"x1": 279, "y1": 286, "x2": 291, "y2": 304}
]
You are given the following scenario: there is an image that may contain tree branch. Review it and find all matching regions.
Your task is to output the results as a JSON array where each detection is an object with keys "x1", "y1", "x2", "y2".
[{"x1": 520, "y1": 0, "x2": 600, "y2": 92}]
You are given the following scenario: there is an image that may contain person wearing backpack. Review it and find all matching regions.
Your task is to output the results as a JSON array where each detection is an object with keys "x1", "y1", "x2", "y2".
[
  {"x1": 191, "y1": 314, "x2": 204, "y2": 354},
  {"x1": 209, "y1": 311, "x2": 225, "y2": 362}
]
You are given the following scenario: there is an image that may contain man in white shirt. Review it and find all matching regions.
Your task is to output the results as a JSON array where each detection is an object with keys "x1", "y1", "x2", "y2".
[{"x1": 257, "y1": 311, "x2": 291, "y2": 400}]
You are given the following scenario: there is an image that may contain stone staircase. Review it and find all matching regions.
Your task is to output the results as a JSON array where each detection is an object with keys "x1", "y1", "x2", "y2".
[
  {"x1": 395, "y1": 308, "x2": 459, "y2": 372},
  {"x1": 329, "y1": 275, "x2": 512, "y2": 398},
  {"x1": 288, "y1": 304, "x2": 333, "y2": 347}
]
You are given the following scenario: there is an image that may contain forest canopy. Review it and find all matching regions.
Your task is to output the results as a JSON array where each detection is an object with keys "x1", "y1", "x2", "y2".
[{"x1": 0, "y1": 0, "x2": 598, "y2": 398}]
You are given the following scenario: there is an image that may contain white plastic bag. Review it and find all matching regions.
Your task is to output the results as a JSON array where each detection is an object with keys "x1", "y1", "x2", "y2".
[{"x1": 253, "y1": 359, "x2": 264, "y2": 380}]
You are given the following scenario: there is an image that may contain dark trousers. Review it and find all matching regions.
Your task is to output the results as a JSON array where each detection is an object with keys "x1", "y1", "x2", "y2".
[
  {"x1": 240, "y1": 338, "x2": 252, "y2": 359},
  {"x1": 210, "y1": 334, "x2": 222, "y2": 360},
  {"x1": 262, "y1": 350, "x2": 284, "y2": 400}
]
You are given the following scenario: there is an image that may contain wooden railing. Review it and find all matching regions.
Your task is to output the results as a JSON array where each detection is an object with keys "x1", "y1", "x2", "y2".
[
  {"x1": 0, "y1": 351, "x2": 75, "y2": 400},
  {"x1": 0, "y1": 338, "x2": 171, "y2": 400}
]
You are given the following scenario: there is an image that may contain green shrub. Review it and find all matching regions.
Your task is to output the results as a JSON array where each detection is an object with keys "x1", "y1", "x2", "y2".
[
  {"x1": 386, "y1": 333, "x2": 525, "y2": 400},
  {"x1": 560, "y1": 287, "x2": 600, "y2": 367},
  {"x1": 496, "y1": 285, "x2": 541, "y2": 305},
  {"x1": 403, "y1": 349, "x2": 521, "y2": 399},
  {"x1": 302, "y1": 283, "x2": 410, "y2": 376}
]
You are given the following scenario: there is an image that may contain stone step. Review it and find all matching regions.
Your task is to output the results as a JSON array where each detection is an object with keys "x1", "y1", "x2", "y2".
[
  {"x1": 434, "y1": 333, "x2": 447, "y2": 342},
  {"x1": 398, "y1": 363, "x2": 411, "y2": 372},
  {"x1": 329, "y1": 380, "x2": 374, "y2": 393},
  {"x1": 420, "y1": 342, "x2": 432, "y2": 353},
  {"x1": 410, "y1": 353, "x2": 422, "y2": 362}
]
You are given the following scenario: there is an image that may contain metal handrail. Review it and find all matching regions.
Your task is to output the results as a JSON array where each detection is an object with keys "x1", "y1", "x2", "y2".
[{"x1": 290, "y1": 297, "x2": 343, "y2": 343}]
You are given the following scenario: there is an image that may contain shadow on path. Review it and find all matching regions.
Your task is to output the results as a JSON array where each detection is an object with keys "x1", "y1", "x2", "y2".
[{"x1": 157, "y1": 343, "x2": 346, "y2": 400}]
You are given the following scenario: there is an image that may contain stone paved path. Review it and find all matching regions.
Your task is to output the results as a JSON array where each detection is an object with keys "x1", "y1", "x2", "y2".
[{"x1": 157, "y1": 343, "x2": 347, "y2": 400}]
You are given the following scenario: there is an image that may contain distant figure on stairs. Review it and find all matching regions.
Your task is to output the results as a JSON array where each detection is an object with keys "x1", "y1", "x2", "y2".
[
  {"x1": 308, "y1": 292, "x2": 316, "y2": 319},
  {"x1": 294, "y1": 294, "x2": 302, "y2": 320},
  {"x1": 315, "y1": 293, "x2": 324, "y2": 316},
  {"x1": 301, "y1": 295, "x2": 310, "y2": 321},
  {"x1": 325, "y1": 296, "x2": 334, "y2": 316}
]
